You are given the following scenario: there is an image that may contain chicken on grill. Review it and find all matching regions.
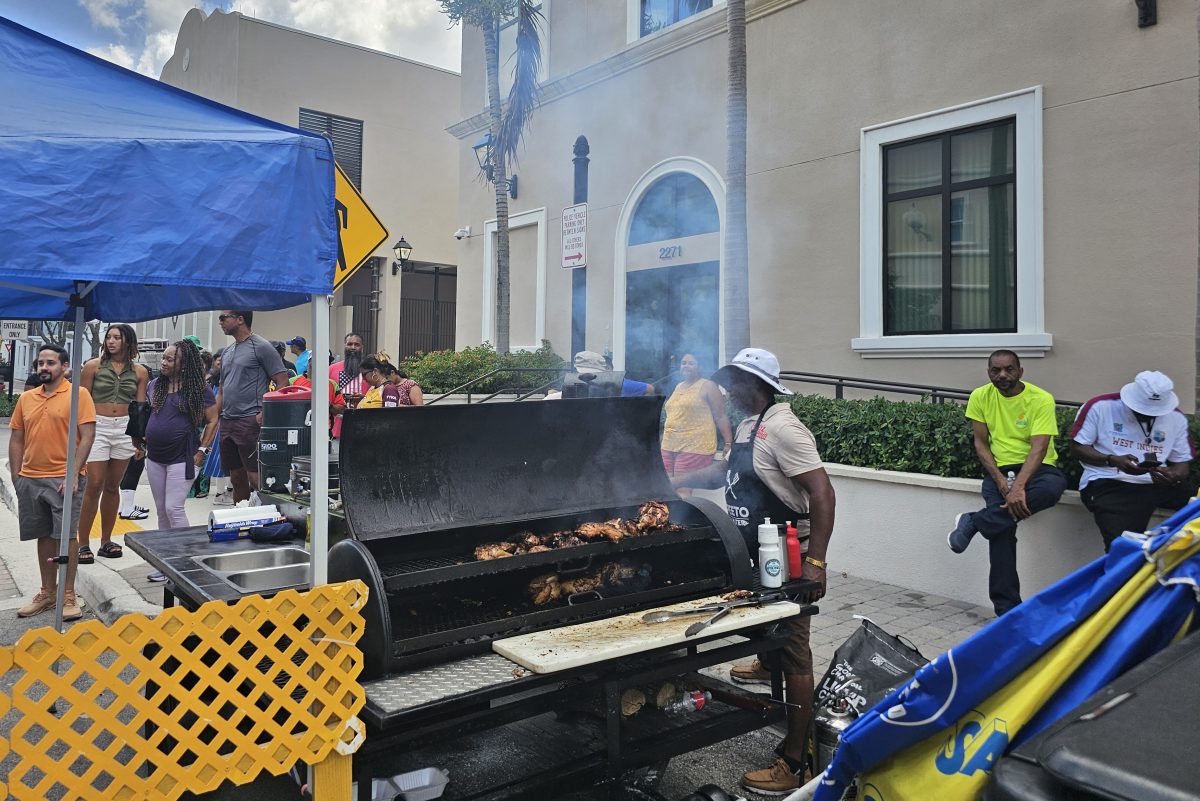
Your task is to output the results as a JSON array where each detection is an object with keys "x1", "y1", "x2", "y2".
[
  {"x1": 511, "y1": 531, "x2": 543, "y2": 550},
  {"x1": 528, "y1": 573, "x2": 561, "y2": 605},
  {"x1": 577, "y1": 521, "x2": 626, "y2": 543},
  {"x1": 559, "y1": 574, "x2": 603, "y2": 595},
  {"x1": 474, "y1": 542, "x2": 518, "y2": 560},
  {"x1": 636, "y1": 501, "x2": 671, "y2": 531}
]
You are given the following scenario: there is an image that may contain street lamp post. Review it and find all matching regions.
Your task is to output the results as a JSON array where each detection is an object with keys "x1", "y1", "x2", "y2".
[
  {"x1": 472, "y1": 132, "x2": 518, "y2": 199},
  {"x1": 391, "y1": 237, "x2": 413, "y2": 276}
]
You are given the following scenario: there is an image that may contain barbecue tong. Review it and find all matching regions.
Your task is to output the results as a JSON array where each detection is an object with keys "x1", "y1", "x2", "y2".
[{"x1": 641, "y1": 590, "x2": 789, "y2": 637}]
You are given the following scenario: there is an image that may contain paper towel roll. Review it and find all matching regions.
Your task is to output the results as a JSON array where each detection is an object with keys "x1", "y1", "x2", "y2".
[{"x1": 208, "y1": 505, "x2": 282, "y2": 531}]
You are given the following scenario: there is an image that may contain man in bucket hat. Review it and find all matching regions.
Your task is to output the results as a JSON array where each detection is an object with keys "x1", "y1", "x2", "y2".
[
  {"x1": 673, "y1": 347, "x2": 835, "y2": 795},
  {"x1": 1070, "y1": 370, "x2": 1194, "y2": 551}
]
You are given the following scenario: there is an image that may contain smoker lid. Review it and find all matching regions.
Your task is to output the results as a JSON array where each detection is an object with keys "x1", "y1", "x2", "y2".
[{"x1": 338, "y1": 396, "x2": 679, "y2": 541}]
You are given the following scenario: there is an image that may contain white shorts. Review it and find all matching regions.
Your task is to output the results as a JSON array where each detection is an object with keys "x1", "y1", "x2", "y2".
[{"x1": 88, "y1": 415, "x2": 137, "y2": 462}]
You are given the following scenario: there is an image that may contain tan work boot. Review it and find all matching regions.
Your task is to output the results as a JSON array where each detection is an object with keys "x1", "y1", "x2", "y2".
[
  {"x1": 741, "y1": 757, "x2": 802, "y2": 795},
  {"x1": 17, "y1": 587, "x2": 56, "y2": 618},
  {"x1": 729, "y1": 658, "x2": 771, "y2": 685},
  {"x1": 61, "y1": 591, "x2": 83, "y2": 622}
]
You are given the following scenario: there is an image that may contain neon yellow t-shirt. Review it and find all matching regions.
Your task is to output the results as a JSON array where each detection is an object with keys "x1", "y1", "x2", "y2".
[{"x1": 965, "y1": 381, "x2": 1059, "y2": 467}]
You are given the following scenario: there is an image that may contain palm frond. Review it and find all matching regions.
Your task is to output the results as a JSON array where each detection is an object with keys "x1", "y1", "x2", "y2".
[{"x1": 499, "y1": 0, "x2": 543, "y2": 165}]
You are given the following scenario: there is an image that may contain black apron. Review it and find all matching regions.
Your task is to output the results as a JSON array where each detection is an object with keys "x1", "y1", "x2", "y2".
[{"x1": 725, "y1": 410, "x2": 800, "y2": 555}]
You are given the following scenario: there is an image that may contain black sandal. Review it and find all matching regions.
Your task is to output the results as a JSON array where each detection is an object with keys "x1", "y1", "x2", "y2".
[
  {"x1": 97, "y1": 542, "x2": 123, "y2": 559},
  {"x1": 78, "y1": 545, "x2": 94, "y2": 564}
]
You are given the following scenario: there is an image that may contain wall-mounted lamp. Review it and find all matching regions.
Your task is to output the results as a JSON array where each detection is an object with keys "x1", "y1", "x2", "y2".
[
  {"x1": 1135, "y1": 0, "x2": 1157, "y2": 27},
  {"x1": 391, "y1": 236, "x2": 413, "y2": 275},
  {"x1": 472, "y1": 131, "x2": 518, "y2": 199}
]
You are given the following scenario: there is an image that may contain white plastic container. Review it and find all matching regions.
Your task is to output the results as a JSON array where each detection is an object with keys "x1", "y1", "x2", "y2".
[
  {"x1": 758, "y1": 518, "x2": 783, "y2": 588},
  {"x1": 400, "y1": 768, "x2": 450, "y2": 801}
]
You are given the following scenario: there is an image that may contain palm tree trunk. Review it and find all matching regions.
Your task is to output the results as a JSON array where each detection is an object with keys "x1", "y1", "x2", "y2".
[
  {"x1": 483, "y1": 15, "x2": 511, "y2": 354},
  {"x1": 724, "y1": 0, "x2": 750, "y2": 360}
]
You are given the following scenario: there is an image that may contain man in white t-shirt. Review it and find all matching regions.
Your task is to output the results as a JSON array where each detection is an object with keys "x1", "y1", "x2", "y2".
[{"x1": 1070, "y1": 370, "x2": 1194, "y2": 550}]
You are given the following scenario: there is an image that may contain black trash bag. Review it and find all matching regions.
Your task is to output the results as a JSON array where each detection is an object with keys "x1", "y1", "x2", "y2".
[
  {"x1": 814, "y1": 617, "x2": 928, "y2": 716},
  {"x1": 248, "y1": 520, "x2": 300, "y2": 543}
]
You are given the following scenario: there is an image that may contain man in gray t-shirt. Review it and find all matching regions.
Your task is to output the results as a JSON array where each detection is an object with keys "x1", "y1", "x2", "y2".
[{"x1": 214, "y1": 310, "x2": 288, "y2": 501}]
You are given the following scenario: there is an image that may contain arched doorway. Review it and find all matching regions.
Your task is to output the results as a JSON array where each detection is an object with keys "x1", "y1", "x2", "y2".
[{"x1": 617, "y1": 163, "x2": 723, "y2": 384}]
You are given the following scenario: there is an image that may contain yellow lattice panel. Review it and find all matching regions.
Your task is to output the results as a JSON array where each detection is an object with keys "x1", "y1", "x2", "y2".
[{"x1": 3, "y1": 580, "x2": 367, "y2": 801}]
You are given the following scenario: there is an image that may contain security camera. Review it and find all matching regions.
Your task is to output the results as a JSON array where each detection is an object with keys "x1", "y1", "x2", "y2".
[{"x1": 454, "y1": 226, "x2": 471, "y2": 240}]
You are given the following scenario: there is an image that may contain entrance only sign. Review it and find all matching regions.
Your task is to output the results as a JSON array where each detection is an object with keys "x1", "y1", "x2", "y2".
[
  {"x1": 561, "y1": 203, "x2": 587, "y2": 270},
  {"x1": 0, "y1": 320, "x2": 28, "y2": 339}
]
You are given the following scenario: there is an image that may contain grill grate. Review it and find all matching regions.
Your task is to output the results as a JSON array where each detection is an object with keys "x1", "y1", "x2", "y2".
[{"x1": 375, "y1": 524, "x2": 715, "y2": 591}]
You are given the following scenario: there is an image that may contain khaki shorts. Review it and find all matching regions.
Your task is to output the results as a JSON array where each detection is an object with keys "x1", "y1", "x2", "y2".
[
  {"x1": 16, "y1": 474, "x2": 87, "y2": 542},
  {"x1": 761, "y1": 614, "x2": 813, "y2": 676},
  {"x1": 88, "y1": 415, "x2": 136, "y2": 462}
]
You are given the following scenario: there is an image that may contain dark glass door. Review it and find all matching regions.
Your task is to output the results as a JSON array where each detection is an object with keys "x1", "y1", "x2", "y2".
[{"x1": 625, "y1": 260, "x2": 719, "y2": 383}]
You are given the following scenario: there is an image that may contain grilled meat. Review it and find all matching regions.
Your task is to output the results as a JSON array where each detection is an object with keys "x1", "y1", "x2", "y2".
[
  {"x1": 622, "y1": 519, "x2": 639, "y2": 536},
  {"x1": 528, "y1": 574, "x2": 561, "y2": 605},
  {"x1": 600, "y1": 559, "x2": 638, "y2": 585},
  {"x1": 511, "y1": 531, "x2": 543, "y2": 550},
  {"x1": 550, "y1": 530, "x2": 584, "y2": 549},
  {"x1": 526, "y1": 545, "x2": 552, "y2": 553},
  {"x1": 474, "y1": 542, "x2": 518, "y2": 561},
  {"x1": 721, "y1": 589, "x2": 754, "y2": 601},
  {"x1": 577, "y1": 521, "x2": 625, "y2": 543},
  {"x1": 559, "y1": 575, "x2": 603, "y2": 594},
  {"x1": 636, "y1": 500, "x2": 671, "y2": 531}
]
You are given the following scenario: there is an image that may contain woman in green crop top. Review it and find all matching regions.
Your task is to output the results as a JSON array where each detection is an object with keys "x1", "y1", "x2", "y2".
[{"x1": 77, "y1": 324, "x2": 149, "y2": 562}]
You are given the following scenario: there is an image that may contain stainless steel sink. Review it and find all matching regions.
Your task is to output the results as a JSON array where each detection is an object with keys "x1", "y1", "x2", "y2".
[
  {"x1": 223, "y1": 564, "x2": 310, "y2": 593},
  {"x1": 196, "y1": 547, "x2": 309, "y2": 573}
]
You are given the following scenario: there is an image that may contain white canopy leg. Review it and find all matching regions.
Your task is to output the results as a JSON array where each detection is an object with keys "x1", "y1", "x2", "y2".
[{"x1": 309, "y1": 294, "x2": 330, "y2": 586}]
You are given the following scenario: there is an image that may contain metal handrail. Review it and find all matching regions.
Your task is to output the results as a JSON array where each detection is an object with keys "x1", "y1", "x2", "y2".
[
  {"x1": 778, "y1": 370, "x2": 1083, "y2": 409},
  {"x1": 424, "y1": 366, "x2": 571, "y2": 405}
]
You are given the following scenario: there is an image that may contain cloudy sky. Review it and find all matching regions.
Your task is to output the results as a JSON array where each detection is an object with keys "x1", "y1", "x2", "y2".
[{"x1": 0, "y1": 0, "x2": 462, "y2": 75}]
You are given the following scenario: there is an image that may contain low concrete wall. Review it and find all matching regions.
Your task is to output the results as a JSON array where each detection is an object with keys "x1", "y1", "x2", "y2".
[{"x1": 821, "y1": 465, "x2": 1152, "y2": 610}]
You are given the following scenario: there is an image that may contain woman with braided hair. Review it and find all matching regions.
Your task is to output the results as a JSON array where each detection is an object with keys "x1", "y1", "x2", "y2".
[{"x1": 143, "y1": 341, "x2": 218, "y2": 562}]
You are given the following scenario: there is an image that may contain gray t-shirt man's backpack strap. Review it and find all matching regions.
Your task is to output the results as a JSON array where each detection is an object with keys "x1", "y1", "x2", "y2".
[{"x1": 219, "y1": 333, "x2": 287, "y2": 419}]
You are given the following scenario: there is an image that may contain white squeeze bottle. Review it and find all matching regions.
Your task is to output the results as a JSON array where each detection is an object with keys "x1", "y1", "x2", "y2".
[{"x1": 759, "y1": 518, "x2": 783, "y2": 588}]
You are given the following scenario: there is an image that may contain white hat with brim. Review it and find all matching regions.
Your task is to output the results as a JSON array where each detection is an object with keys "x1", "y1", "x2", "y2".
[
  {"x1": 573, "y1": 350, "x2": 607, "y2": 375},
  {"x1": 1120, "y1": 370, "x2": 1178, "y2": 417},
  {"x1": 712, "y1": 347, "x2": 793, "y2": 396}
]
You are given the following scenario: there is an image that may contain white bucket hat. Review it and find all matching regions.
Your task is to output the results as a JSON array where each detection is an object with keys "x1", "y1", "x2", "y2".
[
  {"x1": 1120, "y1": 370, "x2": 1178, "y2": 417},
  {"x1": 712, "y1": 348, "x2": 793, "y2": 395},
  {"x1": 573, "y1": 350, "x2": 607, "y2": 375}
]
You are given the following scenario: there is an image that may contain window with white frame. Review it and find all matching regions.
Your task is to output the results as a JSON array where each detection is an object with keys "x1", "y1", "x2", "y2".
[
  {"x1": 640, "y1": 0, "x2": 713, "y2": 36},
  {"x1": 855, "y1": 87, "x2": 1049, "y2": 357}
]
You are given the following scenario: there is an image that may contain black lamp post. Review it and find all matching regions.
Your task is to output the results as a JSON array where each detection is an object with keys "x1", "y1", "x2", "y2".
[
  {"x1": 391, "y1": 237, "x2": 413, "y2": 275},
  {"x1": 472, "y1": 132, "x2": 518, "y2": 199}
]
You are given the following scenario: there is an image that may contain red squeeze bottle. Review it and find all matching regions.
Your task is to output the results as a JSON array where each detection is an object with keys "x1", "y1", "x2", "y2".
[{"x1": 786, "y1": 521, "x2": 803, "y2": 579}]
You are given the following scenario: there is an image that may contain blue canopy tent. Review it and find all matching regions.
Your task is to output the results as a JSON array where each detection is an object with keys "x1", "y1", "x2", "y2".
[{"x1": 0, "y1": 15, "x2": 337, "y2": 632}]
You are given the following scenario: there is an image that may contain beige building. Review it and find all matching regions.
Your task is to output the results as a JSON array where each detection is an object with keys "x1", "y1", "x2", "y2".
[
  {"x1": 450, "y1": 0, "x2": 1198, "y2": 406},
  {"x1": 144, "y1": 8, "x2": 460, "y2": 360}
]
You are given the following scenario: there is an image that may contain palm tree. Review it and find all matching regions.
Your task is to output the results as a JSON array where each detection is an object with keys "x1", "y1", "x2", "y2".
[
  {"x1": 724, "y1": 0, "x2": 750, "y2": 360},
  {"x1": 442, "y1": 0, "x2": 543, "y2": 355}
]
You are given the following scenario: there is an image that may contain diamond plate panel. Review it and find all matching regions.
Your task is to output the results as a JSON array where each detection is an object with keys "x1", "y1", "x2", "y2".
[{"x1": 364, "y1": 654, "x2": 529, "y2": 713}]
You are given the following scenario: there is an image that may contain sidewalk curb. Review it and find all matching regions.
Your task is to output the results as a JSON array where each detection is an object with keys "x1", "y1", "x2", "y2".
[{"x1": 0, "y1": 463, "x2": 159, "y2": 624}]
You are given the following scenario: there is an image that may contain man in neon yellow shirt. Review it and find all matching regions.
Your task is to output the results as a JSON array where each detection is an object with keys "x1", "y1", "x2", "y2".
[{"x1": 949, "y1": 350, "x2": 1067, "y2": 616}]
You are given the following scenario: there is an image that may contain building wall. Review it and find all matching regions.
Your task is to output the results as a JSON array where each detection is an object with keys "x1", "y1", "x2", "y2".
[
  {"x1": 156, "y1": 8, "x2": 460, "y2": 358},
  {"x1": 451, "y1": 0, "x2": 1199, "y2": 407}
]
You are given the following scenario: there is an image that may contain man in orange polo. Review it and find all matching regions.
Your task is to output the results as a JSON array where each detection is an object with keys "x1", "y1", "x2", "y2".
[{"x1": 9, "y1": 344, "x2": 96, "y2": 621}]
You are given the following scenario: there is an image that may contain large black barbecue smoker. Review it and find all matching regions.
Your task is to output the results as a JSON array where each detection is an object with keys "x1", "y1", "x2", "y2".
[{"x1": 330, "y1": 395, "x2": 818, "y2": 799}]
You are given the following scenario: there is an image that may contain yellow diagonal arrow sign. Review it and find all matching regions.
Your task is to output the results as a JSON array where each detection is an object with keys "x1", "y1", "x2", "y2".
[{"x1": 332, "y1": 163, "x2": 389, "y2": 292}]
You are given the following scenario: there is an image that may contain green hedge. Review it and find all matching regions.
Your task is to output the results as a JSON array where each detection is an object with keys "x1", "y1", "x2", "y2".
[
  {"x1": 786, "y1": 394, "x2": 1200, "y2": 491},
  {"x1": 401, "y1": 341, "x2": 568, "y2": 395},
  {"x1": 0, "y1": 393, "x2": 14, "y2": 418}
]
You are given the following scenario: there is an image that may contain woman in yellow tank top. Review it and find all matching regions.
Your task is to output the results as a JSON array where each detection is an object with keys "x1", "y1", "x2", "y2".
[{"x1": 661, "y1": 353, "x2": 733, "y2": 495}]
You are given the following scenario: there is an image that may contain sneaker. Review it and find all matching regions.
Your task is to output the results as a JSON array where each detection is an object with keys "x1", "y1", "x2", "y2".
[
  {"x1": 729, "y1": 659, "x2": 771, "y2": 686},
  {"x1": 61, "y1": 591, "x2": 83, "y2": 622},
  {"x1": 741, "y1": 757, "x2": 802, "y2": 796},
  {"x1": 17, "y1": 588, "x2": 56, "y2": 618},
  {"x1": 147, "y1": 571, "x2": 167, "y2": 583},
  {"x1": 948, "y1": 512, "x2": 977, "y2": 554},
  {"x1": 212, "y1": 491, "x2": 234, "y2": 507},
  {"x1": 119, "y1": 506, "x2": 149, "y2": 521}
]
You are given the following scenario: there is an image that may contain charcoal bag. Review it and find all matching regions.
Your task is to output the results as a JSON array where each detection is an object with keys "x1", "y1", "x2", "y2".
[{"x1": 814, "y1": 617, "x2": 928, "y2": 716}]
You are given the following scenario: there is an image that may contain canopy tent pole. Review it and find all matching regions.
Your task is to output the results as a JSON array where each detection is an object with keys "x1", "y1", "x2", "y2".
[
  {"x1": 309, "y1": 295, "x2": 330, "y2": 586},
  {"x1": 52, "y1": 297, "x2": 86, "y2": 632}
]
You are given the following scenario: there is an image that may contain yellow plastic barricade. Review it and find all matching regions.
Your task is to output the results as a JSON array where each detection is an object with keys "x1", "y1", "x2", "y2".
[{"x1": 0, "y1": 580, "x2": 367, "y2": 801}]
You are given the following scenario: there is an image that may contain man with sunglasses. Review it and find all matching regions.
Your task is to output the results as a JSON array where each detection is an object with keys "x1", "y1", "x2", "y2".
[{"x1": 214, "y1": 310, "x2": 288, "y2": 502}]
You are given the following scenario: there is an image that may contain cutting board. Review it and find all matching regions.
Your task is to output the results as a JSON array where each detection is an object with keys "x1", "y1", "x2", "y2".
[{"x1": 493, "y1": 594, "x2": 801, "y2": 674}]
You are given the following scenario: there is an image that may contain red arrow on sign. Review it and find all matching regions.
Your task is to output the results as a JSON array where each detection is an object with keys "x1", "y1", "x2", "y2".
[{"x1": 565, "y1": 252, "x2": 583, "y2": 262}]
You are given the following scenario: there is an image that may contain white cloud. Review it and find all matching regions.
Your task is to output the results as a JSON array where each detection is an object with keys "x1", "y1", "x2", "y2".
[
  {"x1": 79, "y1": 0, "x2": 130, "y2": 32},
  {"x1": 86, "y1": 41, "x2": 136, "y2": 68}
]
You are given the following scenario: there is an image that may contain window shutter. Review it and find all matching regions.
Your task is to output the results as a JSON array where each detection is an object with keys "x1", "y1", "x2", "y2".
[{"x1": 299, "y1": 108, "x2": 364, "y2": 190}]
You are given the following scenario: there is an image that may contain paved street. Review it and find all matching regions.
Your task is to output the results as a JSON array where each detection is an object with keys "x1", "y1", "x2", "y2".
[{"x1": 0, "y1": 425, "x2": 992, "y2": 799}]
